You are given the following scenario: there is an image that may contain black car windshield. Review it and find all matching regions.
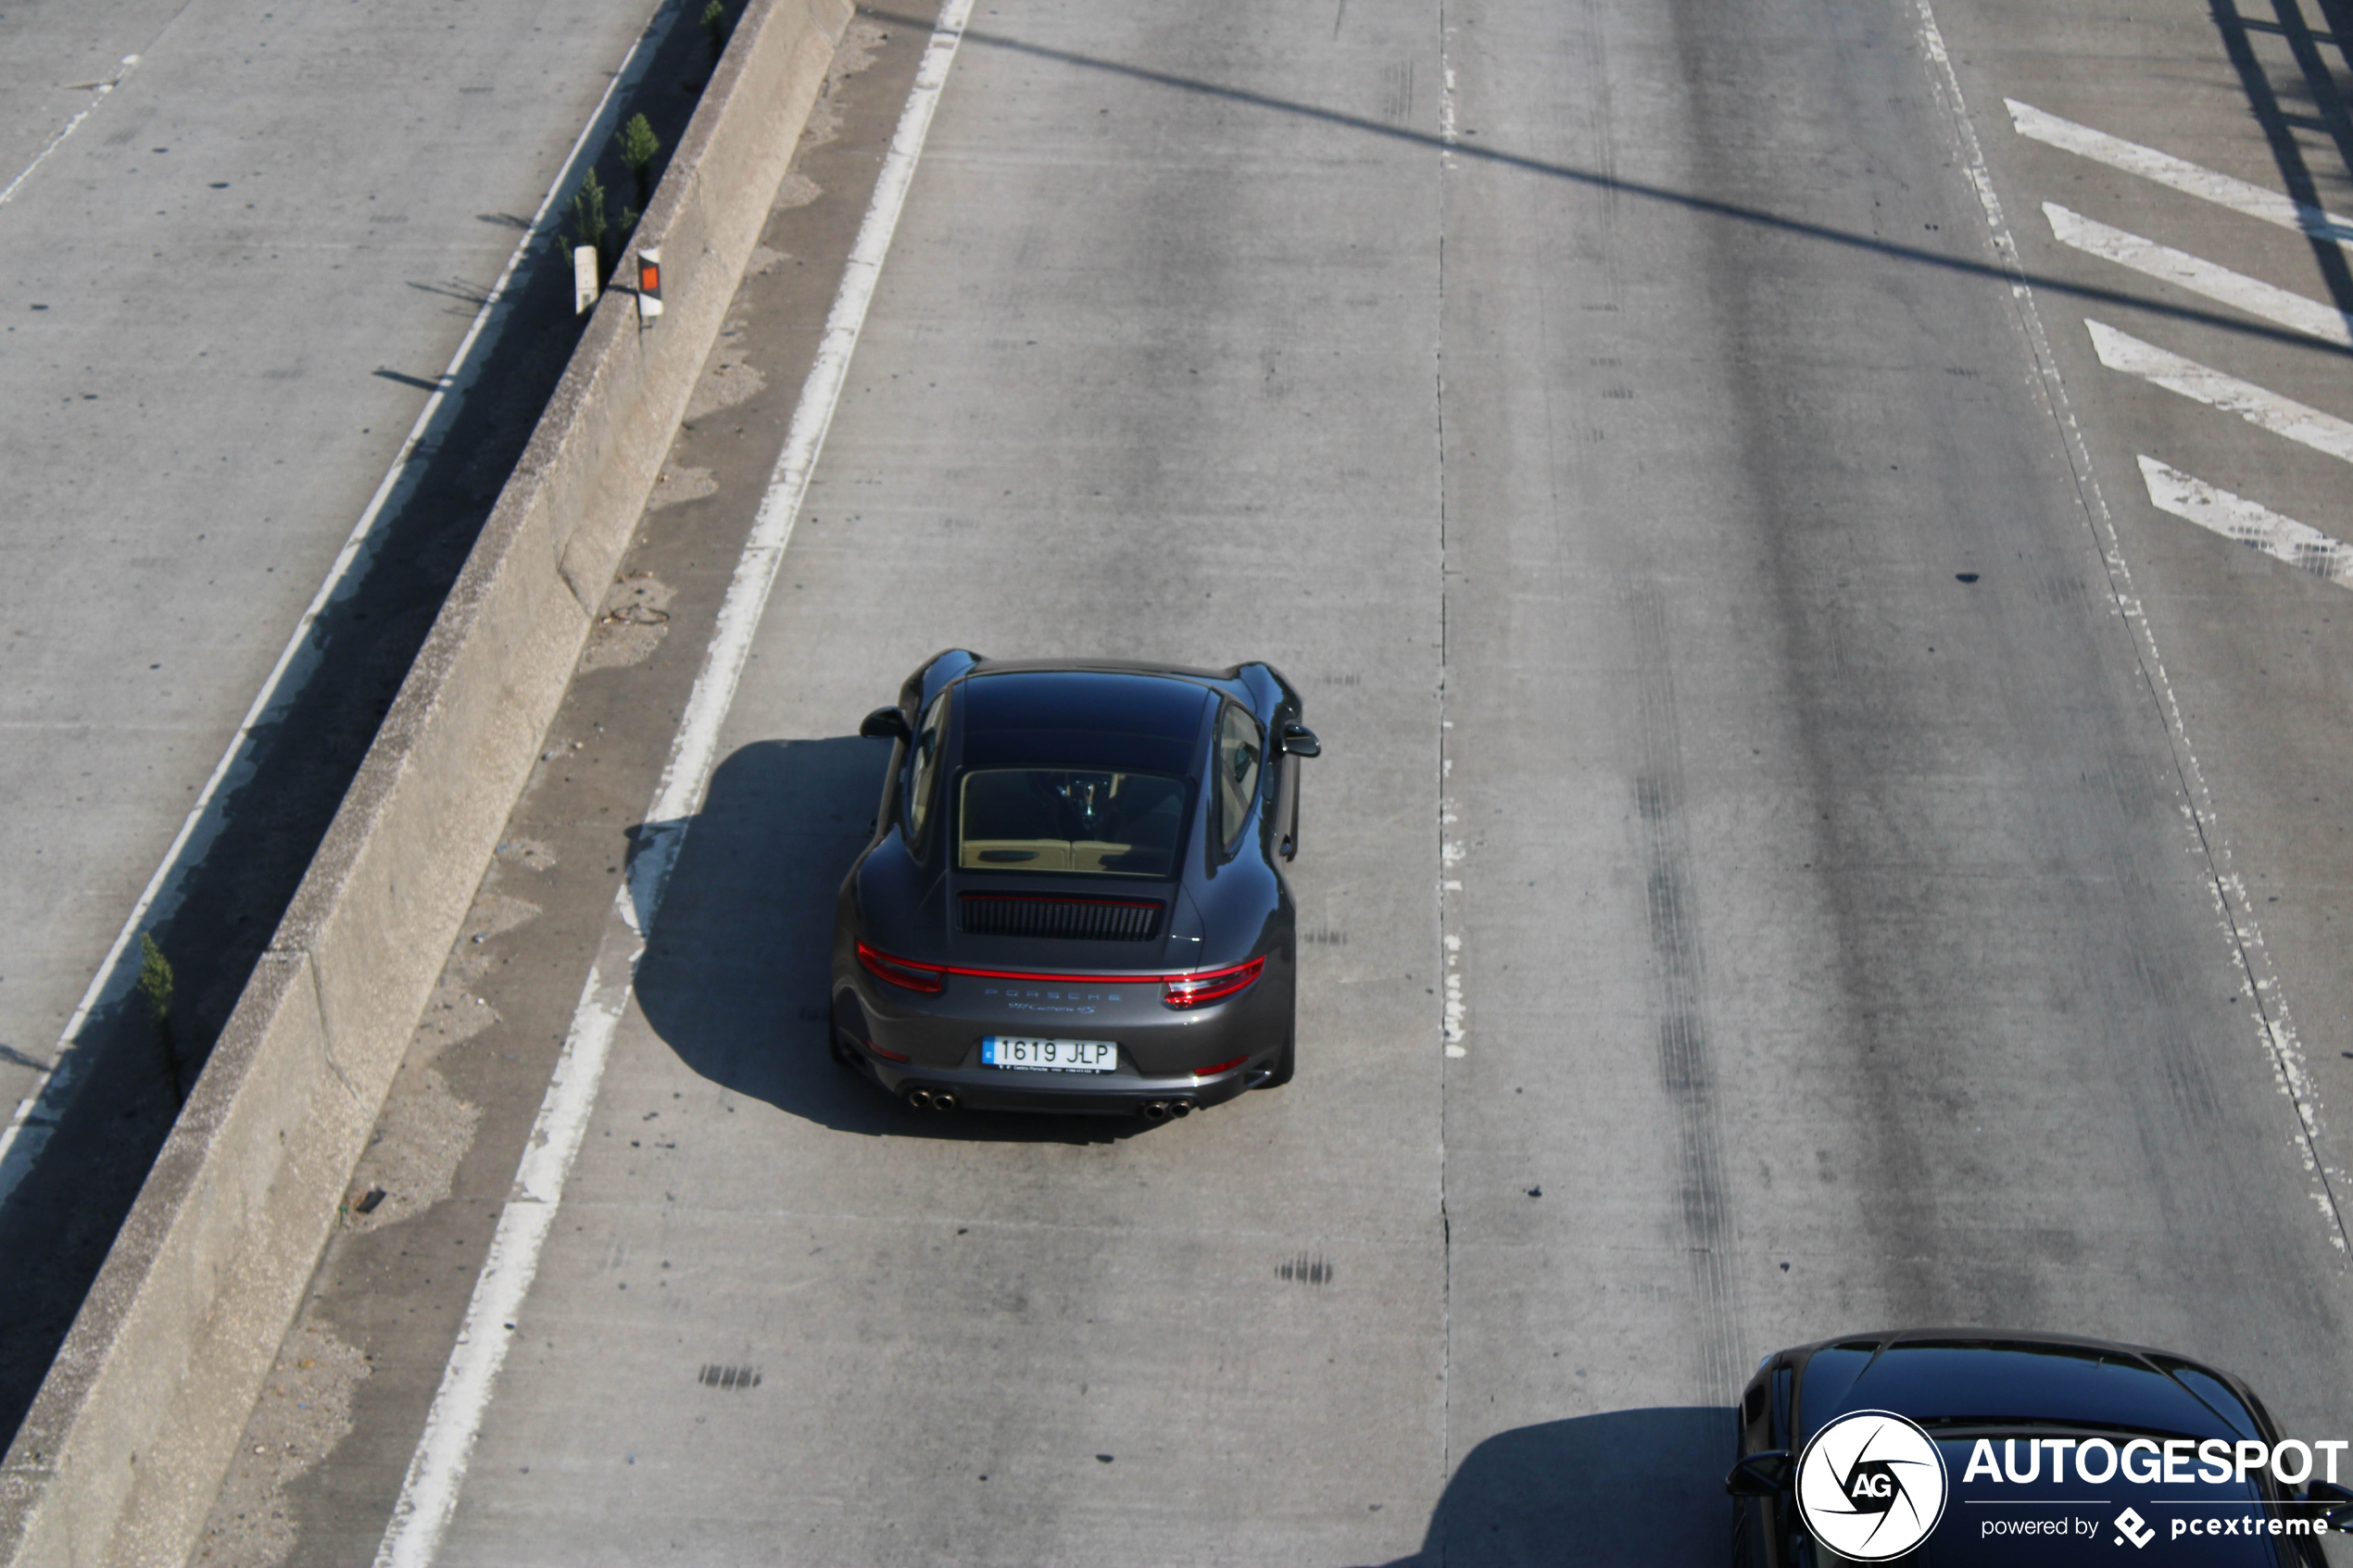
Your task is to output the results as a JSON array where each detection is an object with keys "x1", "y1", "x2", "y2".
[{"x1": 957, "y1": 768, "x2": 1189, "y2": 877}]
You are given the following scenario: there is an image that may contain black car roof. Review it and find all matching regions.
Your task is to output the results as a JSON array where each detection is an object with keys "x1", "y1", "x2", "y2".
[
  {"x1": 953, "y1": 668, "x2": 1216, "y2": 776},
  {"x1": 1793, "y1": 1330, "x2": 2257, "y2": 1442},
  {"x1": 959, "y1": 656, "x2": 1245, "y2": 684},
  {"x1": 958, "y1": 668, "x2": 1214, "y2": 738}
]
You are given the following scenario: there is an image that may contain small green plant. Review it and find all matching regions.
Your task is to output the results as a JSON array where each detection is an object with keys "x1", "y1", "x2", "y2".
[
  {"x1": 617, "y1": 113, "x2": 661, "y2": 209},
  {"x1": 701, "y1": 0, "x2": 730, "y2": 61},
  {"x1": 137, "y1": 933, "x2": 174, "y2": 1028},
  {"x1": 137, "y1": 933, "x2": 182, "y2": 1103},
  {"x1": 566, "y1": 168, "x2": 611, "y2": 272},
  {"x1": 621, "y1": 205, "x2": 641, "y2": 239}
]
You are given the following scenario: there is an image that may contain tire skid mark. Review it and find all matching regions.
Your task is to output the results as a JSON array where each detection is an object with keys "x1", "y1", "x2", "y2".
[{"x1": 1626, "y1": 582, "x2": 1747, "y2": 1403}]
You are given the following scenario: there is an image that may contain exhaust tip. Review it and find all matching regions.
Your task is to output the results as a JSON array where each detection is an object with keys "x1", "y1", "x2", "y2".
[
  {"x1": 1140, "y1": 1100, "x2": 1168, "y2": 1122},
  {"x1": 1169, "y1": 1098, "x2": 1194, "y2": 1118},
  {"x1": 933, "y1": 1091, "x2": 960, "y2": 1112},
  {"x1": 906, "y1": 1087, "x2": 935, "y2": 1110}
]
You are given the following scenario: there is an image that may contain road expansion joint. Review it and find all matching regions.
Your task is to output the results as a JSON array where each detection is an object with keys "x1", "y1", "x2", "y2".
[{"x1": 1434, "y1": 0, "x2": 1460, "y2": 1499}]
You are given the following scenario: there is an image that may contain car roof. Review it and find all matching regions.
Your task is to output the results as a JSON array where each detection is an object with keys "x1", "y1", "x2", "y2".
[
  {"x1": 1793, "y1": 1330, "x2": 2257, "y2": 1442},
  {"x1": 953, "y1": 668, "x2": 1215, "y2": 776},
  {"x1": 958, "y1": 656, "x2": 1245, "y2": 684},
  {"x1": 957, "y1": 667, "x2": 1214, "y2": 738}
]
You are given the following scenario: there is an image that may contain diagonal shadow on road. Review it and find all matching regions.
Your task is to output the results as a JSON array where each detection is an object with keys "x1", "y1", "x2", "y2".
[
  {"x1": 2217, "y1": 0, "x2": 2353, "y2": 318},
  {"x1": 867, "y1": 6, "x2": 2353, "y2": 364}
]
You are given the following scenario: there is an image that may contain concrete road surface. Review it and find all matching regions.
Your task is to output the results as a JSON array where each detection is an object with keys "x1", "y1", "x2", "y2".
[{"x1": 205, "y1": 0, "x2": 2353, "y2": 1562}]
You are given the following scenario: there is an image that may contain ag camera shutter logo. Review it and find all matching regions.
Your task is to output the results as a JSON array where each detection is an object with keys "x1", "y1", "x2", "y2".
[{"x1": 1795, "y1": 1410, "x2": 1950, "y2": 1561}]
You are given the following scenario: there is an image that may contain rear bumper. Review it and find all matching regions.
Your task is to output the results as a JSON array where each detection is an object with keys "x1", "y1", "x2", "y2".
[
  {"x1": 828, "y1": 959, "x2": 1299, "y2": 1114},
  {"x1": 841, "y1": 1044, "x2": 1267, "y2": 1114},
  {"x1": 830, "y1": 950, "x2": 1291, "y2": 1114}
]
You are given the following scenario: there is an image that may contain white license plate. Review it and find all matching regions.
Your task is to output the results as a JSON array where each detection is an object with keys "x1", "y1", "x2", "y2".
[{"x1": 982, "y1": 1036, "x2": 1117, "y2": 1073}]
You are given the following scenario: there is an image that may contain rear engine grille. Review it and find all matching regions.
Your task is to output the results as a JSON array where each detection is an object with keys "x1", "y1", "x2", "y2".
[{"x1": 960, "y1": 895, "x2": 1163, "y2": 942}]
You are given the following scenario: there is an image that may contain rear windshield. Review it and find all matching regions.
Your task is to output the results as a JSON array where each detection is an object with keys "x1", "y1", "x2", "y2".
[{"x1": 957, "y1": 769, "x2": 1188, "y2": 878}]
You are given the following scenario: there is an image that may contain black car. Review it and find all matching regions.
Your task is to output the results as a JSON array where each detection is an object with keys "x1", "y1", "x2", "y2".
[
  {"x1": 1728, "y1": 1329, "x2": 2353, "y2": 1565},
  {"x1": 828, "y1": 652, "x2": 1318, "y2": 1118}
]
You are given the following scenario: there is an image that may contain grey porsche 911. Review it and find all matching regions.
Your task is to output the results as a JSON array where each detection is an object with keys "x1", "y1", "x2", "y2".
[{"x1": 828, "y1": 652, "x2": 1319, "y2": 1119}]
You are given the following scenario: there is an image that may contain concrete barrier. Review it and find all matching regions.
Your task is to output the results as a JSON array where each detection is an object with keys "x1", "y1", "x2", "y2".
[{"x1": 0, "y1": 0, "x2": 852, "y2": 1559}]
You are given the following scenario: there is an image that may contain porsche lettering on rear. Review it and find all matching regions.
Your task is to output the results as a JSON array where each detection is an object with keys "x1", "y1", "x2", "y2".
[{"x1": 983, "y1": 987, "x2": 1124, "y2": 1001}]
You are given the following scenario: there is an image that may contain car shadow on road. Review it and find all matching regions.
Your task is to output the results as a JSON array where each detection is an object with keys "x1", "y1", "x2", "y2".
[
  {"x1": 633, "y1": 736, "x2": 1150, "y2": 1144},
  {"x1": 1356, "y1": 1405, "x2": 1735, "y2": 1568}
]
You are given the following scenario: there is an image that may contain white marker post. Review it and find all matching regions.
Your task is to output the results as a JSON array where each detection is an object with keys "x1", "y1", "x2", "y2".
[
  {"x1": 635, "y1": 245, "x2": 662, "y2": 324},
  {"x1": 572, "y1": 245, "x2": 598, "y2": 316}
]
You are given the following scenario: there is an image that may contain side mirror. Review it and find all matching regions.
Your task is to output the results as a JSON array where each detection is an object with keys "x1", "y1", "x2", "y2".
[
  {"x1": 2306, "y1": 1480, "x2": 2353, "y2": 1531},
  {"x1": 1725, "y1": 1451, "x2": 1793, "y2": 1498},
  {"x1": 1278, "y1": 721, "x2": 1320, "y2": 759},
  {"x1": 861, "y1": 706, "x2": 912, "y2": 742}
]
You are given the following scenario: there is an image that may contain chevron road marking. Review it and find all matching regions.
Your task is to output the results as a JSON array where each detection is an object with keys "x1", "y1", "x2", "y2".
[
  {"x1": 2136, "y1": 456, "x2": 2353, "y2": 584},
  {"x1": 2087, "y1": 320, "x2": 2353, "y2": 465},
  {"x1": 2045, "y1": 203, "x2": 2353, "y2": 347},
  {"x1": 2008, "y1": 99, "x2": 2353, "y2": 243}
]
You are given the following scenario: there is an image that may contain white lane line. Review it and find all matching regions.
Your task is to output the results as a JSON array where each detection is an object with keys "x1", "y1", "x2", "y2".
[
  {"x1": 2137, "y1": 456, "x2": 2353, "y2": 583},
  {"x1": 2088, "y1": 320, "x2": 2353, "y2": 465},
  {"x1": 1439, "y1": 56, "x2": 1457, "y2": 160},
  {"x1": 0, "y1": 56, "x2": 140, "y2": 210},
  {"x1": 370, "y1": 6, "x2": 973, "y2": 1563},
  {"x1": 0, "y1": 0, "x2": 685, "y2": 1209},
  {"x1": 2008, "y1": 99, "x2": 2353, "y2": 244},
  {"x1": 2044, "y1": 202, "x2": 2353, "y2": 347},
  {"x1": 1912, "y1": 0, "x2": 2348, "y2": 1256},
  {"x1": 1441, "y1": 920, "x2": 1466, "y2": 1057}
]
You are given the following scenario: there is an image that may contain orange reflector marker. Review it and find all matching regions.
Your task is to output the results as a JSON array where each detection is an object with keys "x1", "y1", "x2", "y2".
[{"x1": 635, "y1": 245, "x2": 662, "y2": 323}]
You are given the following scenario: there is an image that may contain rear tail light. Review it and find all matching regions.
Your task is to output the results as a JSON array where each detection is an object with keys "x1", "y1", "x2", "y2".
[
  {"x1": 1162, "y1": 957, "x2": 1265, "y2": 1010},
  {"x1": 857, "y1": 942, "x2": 945, "y2": 995},
  {"x1": 856, "y1": 947, "x2": 1264, "y2": 1007}
]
